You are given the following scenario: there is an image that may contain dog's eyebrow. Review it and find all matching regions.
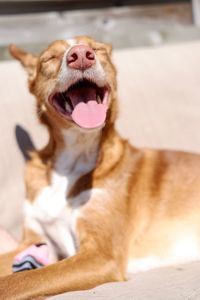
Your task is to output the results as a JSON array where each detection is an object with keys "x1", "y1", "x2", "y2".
[{"x1": 40, "y1": 47, "x2": 66, "y2": 60}]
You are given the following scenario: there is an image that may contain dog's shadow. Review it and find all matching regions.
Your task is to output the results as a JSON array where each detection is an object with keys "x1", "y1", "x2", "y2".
[{"x1": 15, "y1": 125, "x2": 35, "y2": 161}]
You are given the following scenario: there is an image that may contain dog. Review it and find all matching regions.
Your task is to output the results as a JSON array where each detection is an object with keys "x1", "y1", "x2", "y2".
[{"x1": 1, "y1": 36, "x2": 200, "y2": 299}]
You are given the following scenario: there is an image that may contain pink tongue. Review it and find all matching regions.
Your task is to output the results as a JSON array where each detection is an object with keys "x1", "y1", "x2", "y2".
[{"x1": 72, "y1": 101, "x2": 107, "y2": 129}]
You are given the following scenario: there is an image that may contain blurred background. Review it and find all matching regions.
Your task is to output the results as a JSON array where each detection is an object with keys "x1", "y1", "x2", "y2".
[{"x1": 0, "y1": 0, "x2": 200, "y2": 59}]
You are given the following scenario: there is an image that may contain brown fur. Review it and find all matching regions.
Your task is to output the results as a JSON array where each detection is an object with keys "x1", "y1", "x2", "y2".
[{"x1": 0, "y1": 36, "x2": 200, "y2": 299}]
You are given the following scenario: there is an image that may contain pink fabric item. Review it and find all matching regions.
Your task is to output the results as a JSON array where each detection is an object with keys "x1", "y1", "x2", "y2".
[{"x1": 14, "y1": 244, "x2": 49, "y2": 266}]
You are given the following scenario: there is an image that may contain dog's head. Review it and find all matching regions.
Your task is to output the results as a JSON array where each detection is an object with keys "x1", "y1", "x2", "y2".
[{"x1": 10, "y1": 36, "x2": 117, "y2": 131}]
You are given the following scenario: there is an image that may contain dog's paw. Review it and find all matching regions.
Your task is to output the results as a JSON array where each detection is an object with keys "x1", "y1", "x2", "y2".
[{"x1": 12, "y1": 243, "x2": 49, "y2": 273}]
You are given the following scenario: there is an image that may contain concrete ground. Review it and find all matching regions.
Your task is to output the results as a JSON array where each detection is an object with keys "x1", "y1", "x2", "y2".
[{"x1": 1, "y1": 3, "x2": 200, "y2": 59}]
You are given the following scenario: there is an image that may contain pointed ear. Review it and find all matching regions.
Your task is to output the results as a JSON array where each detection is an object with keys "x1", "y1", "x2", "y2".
[
  {"x1": 105, "y1": 43, "x2": 112, "y2": 56},
  {"x1": 9, "y1": 44, "x2": 38, "y2": 80}
]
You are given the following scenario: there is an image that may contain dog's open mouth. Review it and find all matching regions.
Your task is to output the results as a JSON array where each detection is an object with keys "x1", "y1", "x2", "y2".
[{"x1": 49, "y1": 80, "x2": 109, "y2": 129}]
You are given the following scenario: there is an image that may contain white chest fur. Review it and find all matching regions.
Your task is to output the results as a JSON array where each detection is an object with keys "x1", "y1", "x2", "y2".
[{"x1": 25, "y1": 128, "x2": 100, "y2": 259}]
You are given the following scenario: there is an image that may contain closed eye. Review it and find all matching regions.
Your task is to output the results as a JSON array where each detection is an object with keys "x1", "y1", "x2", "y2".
[
  {"x1": 41, "y1": 54, "x2": 63, "y2": 63},
  {"x1": 42, "y1": 56, "x2": 57, "y2": 63},
  {"x1": 93, "y1": 47, "x2": 106, "y2": 52}
]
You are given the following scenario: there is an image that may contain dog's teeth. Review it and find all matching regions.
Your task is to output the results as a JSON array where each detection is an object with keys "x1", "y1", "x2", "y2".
[
  {"x1": 65, "y1": 101, "x2": 72, "y2": 112},
  {"x1": 97, "y1": 95, "x2": 101, "y2": 104}
]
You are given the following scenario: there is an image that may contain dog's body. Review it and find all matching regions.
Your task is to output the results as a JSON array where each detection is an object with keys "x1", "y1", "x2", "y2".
[{"x1": 1, "y1": 36, "x2": 200, "y2": 299}]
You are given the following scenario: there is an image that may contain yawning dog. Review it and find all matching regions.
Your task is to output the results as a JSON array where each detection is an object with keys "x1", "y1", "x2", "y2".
[{"x1": 0, "y1": 36, "x2": 200, "y2": 299}]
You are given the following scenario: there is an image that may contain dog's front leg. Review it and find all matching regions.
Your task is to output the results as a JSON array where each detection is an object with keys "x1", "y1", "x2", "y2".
[{"x1": 0, "y1": 245, "x2": 123, "y2": 300}]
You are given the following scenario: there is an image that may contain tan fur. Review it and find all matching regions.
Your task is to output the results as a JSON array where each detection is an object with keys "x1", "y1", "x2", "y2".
[{"x1": 1, "y1": 36, "x2": 200, "y2": 299}]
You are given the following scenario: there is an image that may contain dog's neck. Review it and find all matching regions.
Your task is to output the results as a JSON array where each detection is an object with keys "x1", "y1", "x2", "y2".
[
  {"x1": 41, "y1": 120, "x2": 123, "y2": 177},
  {"x1": 54, "y1": 127, "x2": 101, "y2": 176},
  {"x1": 39, "y1": 101, "x2": 125, "y2": 196}
]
